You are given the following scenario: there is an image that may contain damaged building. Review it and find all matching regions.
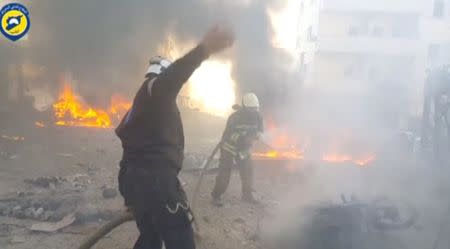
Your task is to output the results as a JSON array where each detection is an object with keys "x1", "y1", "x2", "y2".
[{"x1": 296, "y1": 0, "x2": 450, "y2": 132}]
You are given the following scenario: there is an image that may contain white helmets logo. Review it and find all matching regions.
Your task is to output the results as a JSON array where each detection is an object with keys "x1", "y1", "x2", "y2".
[
  {"x1": 146, "y1": 56, "x2": 172, "y2": 76},
  {"x1": 242, "y1": 93, "x2": 259, "y2": 108}
]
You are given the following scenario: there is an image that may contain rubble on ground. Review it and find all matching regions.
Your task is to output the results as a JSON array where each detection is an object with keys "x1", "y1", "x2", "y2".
[
  {"x1": 30, "y1": 213, "x2": 77, "y2": 232},
  {"x1": 263, "y1": 195, "x2": 419, "y2": 249},
  {"x1": 24, "y1": 176, "x2": 63, "y2": 189},
  {"x1": 0, "y1": 193, "x2": 80, "y2": 222},
  {"x1": 102, "y1": 188, "x2": 118, "y2": 199},
  {"x1": 0, "y1": 174, "x2": 118, "y2": 225},
  {"x1": 0, "y1": 121, "x2": 439, "y2": 249}
]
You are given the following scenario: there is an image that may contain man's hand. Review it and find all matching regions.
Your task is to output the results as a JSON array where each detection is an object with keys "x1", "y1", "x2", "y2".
[{"x1": 201, "y1": 25, "x2": 235, "y2": 56}]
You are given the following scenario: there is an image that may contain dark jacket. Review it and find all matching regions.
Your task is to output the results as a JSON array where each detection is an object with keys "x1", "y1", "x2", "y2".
[
  {"x1": 116, "y1": 45, "x2": 208, "y2": 172},
  {"x1": 221, "y1": 108, "x2": 264, "y2": 154}
]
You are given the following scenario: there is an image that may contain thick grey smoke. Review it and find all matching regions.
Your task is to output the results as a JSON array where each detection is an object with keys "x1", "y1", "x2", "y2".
[
  {"x1": 2, "y1": 1, "x2": 449, "y2": 248},
  {"x1": 11, "y1": 0, "x2": 292, "y2": 112}
]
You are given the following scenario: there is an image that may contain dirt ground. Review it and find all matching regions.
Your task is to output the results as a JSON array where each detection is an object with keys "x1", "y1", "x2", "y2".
[
  {"x1": 0, "y1": 118, "x2": 272, "y2": 249},
  {"x1": 1, "y1": 118, "x2": 450, "y2": 249}
]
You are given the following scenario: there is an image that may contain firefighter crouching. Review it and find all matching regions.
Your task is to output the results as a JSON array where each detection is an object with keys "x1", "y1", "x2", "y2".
[{"x1": 211, "y1": 93, "x2": 263, "y2": 206}]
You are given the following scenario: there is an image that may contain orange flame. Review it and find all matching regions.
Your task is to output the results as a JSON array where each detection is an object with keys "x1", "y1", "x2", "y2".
[
  {"x1": 353, "y1": 155, "x2": 376, "y2": 166},
  {"x1": 253, "y1": 121, "x2": 304, "y2": 160},
  {"x1": 52, "y1": 84, "x2": 131, "y2": 128},
  {"x1": 253, "y1": 149, "x2": 304, "y2": 160},
  {"x1": 272, "y1": 134, "x2": 291, "y2": 148},
  {"x1": 253, "y1": 120, "x2": 375, "y2": 166},
  {"x1": 110, "y1": 94, "x2": 132, "y2": 121},
  {"x1": 322, "y1": 153, "x2": 375, "y2": 166}
]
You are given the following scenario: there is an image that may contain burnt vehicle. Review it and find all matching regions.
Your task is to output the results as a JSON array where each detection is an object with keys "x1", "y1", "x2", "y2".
[{"x1": 263, "y1": 196, "x2": 418, "y2": 249}]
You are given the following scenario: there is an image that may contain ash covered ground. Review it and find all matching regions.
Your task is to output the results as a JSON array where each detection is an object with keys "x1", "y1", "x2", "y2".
[{"x1": 0, "y1": 111, "x2": 450, "y2": 249}]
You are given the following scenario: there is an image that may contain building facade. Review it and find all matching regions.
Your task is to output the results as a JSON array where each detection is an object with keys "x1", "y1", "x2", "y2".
[{"x1": 297, "y1": 0, "x2": 450, "y2": 125}]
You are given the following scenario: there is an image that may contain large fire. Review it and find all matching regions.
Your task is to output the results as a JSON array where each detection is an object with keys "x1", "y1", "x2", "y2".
[
  {"x1": 52, "y1": 84, "x2": 130, "y2": 128},
  {"x1": 253, "y1": 122, "x2": 305, "y2": 160},
  {"x1": 252, "y1": 120, "x2": 376, "y2": 166},
  {"x1": 188, "y1": 60, "x2": 236, "y2": 117},
  {"x1": 159, "y1": 35, "x2": 236, "y2": 117},
  {"x1": 254, "y1": 137, "x2": 376, "y2": 166},
  {"x1": 266, "y1": 0, "x2": 300, "y2": 57},
  {"x1": 47, "y1": 33, "x2": 235, "y2": 129}
]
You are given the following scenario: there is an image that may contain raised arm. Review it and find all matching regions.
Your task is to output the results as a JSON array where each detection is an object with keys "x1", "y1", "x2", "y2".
[
  {"x1": 152, "y1": 45, "x2": 208, "y2": 100},
  {"x1": 152, "y1": 25, "x2": 235, "y2": 100}
]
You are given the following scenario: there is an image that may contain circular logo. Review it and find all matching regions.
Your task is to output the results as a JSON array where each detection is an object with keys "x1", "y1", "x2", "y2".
[{"x1": 0, "y1": 3, "x2": 30, "y2": 42}]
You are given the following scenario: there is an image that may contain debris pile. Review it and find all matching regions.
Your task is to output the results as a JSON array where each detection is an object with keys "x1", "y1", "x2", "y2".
[
  {"x1": 0, "y1": 174, "x2": 119, "y2": 225},
  {"x1": 264, "y1": 196, "x2": 419, "y2": 249},
  {"x1": 0, "y1": 195, "x2": 79, "y2": 222},
  {"x1": 24, "y1": 176, "x2": 63, "y2": 189}
]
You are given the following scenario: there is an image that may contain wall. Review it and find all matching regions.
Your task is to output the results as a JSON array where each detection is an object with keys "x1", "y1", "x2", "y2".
[
  {"x1": 318, "y1": 12, "x2": 420, "y2": 39},
  {"x1": 311, "y1": 52, "x2": 416, "y2": 92},
  {"x1": 321, "y1": 0, "x2": 428, "y2": 13},
  {"x1": 298, "y1": 0, "x2": 450, "y2": 118}
]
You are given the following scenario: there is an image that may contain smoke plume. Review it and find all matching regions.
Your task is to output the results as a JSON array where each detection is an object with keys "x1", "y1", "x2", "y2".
[{"x1": 3, "y1": 0, "x2": 294, "y2": 113}]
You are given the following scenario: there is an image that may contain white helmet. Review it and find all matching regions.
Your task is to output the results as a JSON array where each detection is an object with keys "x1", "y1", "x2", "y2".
[
  {"x1": 242, "y1": 93, "x2": 260, "y2": 109},
  {"x1": 146, "y1": 56, "x2": 172, "y2": 76}
]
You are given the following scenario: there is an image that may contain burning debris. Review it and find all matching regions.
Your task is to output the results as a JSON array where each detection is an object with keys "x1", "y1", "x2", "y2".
[
  {"x1": 322, "y1": 153, "x2": 376, "y2": 167},
  {"x1": 253, "y1": 150, "x2": 304, "y2": 160},
  {"x1": 37, "y1": 66, "x2": 233, "y2": 129},
  {"x1": 252, "y1": 123, "x2": 376, "y2": 167},
  {"x1": 52, "y1": 84, "x2": 125, "y2": 128},
  {"x1": 319, "y1": 135, "x2": 377, "y2": 166},
  {"x1": 253, "y1": 125, "x2": 305, "y2": 161},
  {"x1": 48, "y1": 83, "x2": 132, "y2": 129}
]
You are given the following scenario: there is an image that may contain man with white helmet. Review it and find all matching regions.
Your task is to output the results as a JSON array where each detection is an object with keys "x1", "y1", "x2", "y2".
[
  {"x1": 115, "y1": 25, "x2": 234, "y2": 249},
  {"x1": 211, "y1": 93, "x2": 264, "y2": 206}
]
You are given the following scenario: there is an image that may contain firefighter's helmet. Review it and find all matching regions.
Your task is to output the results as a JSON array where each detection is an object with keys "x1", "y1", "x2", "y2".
[
  {"x1": 146, "y1": 56, "x2": 172, "y2": 76},
  {"x1": 242, "y1": 93, "x2": 260, "y2": 109}
]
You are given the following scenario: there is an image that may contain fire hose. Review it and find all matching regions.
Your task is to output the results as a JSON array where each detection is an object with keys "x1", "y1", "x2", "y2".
[
  {"x1": 77, "y1": 141, "x2": 222, "y2": 249},
  {"x1": 77, "y1": 210, "x2": 134, "y2": 249},
  {"x1": 191, "y1": 141, "x2": 222, "y2": 211},
  {"x1": 77, "y1": 209, "x2": 203, "y2": 249}
]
